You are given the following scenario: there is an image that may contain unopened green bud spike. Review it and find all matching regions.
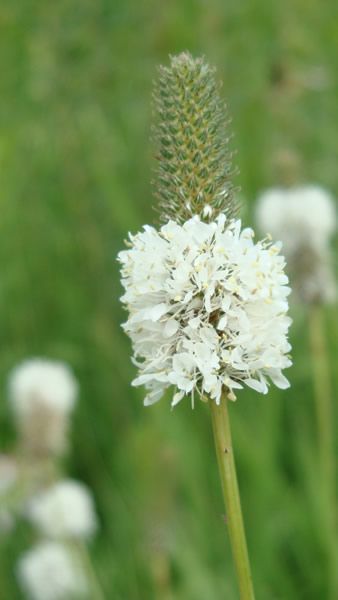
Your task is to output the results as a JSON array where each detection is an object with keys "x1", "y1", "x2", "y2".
[{"x1": 152, "y1": 52, "x2": 239, "y2": 224}]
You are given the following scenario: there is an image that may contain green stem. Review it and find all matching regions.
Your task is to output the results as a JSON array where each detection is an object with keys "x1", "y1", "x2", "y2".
[
  {"x1": 210, "y1": 394, "x2": 255, "y2": 600},
  {"x1": 309, "y1": 306, "x2": 335, "y2": 485},
  {"x1": 75, "y1": 542, "x2": 105, "y2": 600},
  {"x1": 308, "y1": 305, "x2": 337, "y2": 599}
]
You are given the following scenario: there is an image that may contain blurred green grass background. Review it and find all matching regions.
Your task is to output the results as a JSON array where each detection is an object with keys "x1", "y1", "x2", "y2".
[{"x1": 0, "y1": 1, "x2": 337, "y2": 598}]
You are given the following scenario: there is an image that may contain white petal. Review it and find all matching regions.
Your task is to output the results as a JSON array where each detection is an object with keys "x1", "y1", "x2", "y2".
[
  {"x1": 244, "y1": 378, "x2": 268, "y2": 394},
  {"x1": 147, "y1": 303, "x2": 170, "y2": 321},
  {"x1": 171, "y1": 391, "x2": 184, "y2": 407},
  {"x1": 144, "y1": 388, "x2": 164, "y2": 406},
  {"x1": 269, "y1": 370, "x2": 290, "y2": 389},
  {"x1": 189, "y1": 316, "x2": 201, "y2": 329},
  {"x1": 163, "y1": 319, "x2": 179, "y2": 337},
  {"x1": 132, "y1": 372, "x2": 168, "y2": 386},
  {"x1": 217, "y1": 315, "x2": 227, "y2": 330}
]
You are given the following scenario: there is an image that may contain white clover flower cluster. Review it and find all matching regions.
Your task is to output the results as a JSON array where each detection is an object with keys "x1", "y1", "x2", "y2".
[
  {"x1": 26, "y1": 480, "x2": 98, "y2": 540},
  {"x1": 256, "y1": 185, "x2": 337, "y2": 304},
  {"x1": 17, "y1": 541, "x2": 88, "y2": 600},
  {"x1": 119, "y1": 214, "x2": 292, "y2": 407},
  {"x1": 8, "y1": 359, "x2": 78, "y2": 455}
]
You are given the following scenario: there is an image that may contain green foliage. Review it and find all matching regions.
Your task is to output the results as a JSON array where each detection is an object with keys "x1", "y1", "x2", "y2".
[{"x1": 153, "y1": 52, "x2": 238, "y2": 223}]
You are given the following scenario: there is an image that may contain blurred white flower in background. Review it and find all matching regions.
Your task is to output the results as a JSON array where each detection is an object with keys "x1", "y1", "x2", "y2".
[
  {"x1": 3, "y1": 360, "x2": 101, "y2": 598},
  {"x1": 256, "y1": 185, "x2": 336, "y2": 251},
  {"x1": 17, "y1": 541, "x2": 88, "y2": 600},
  {"x1": 118, "y1": 214, "x2": 292, "y2": 407},
  {"x1": 255, "y1": 185, "x2": 337, "y2": 304},
  {"x1": 26, "y1": 479, "x2": 98, "y2": 540},
  {"x1": 8, "y1": 359, "x2": 78, "y2": 456}
]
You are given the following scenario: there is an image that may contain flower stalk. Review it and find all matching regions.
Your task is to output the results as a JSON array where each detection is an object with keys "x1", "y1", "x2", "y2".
[
  {"x1": 308, "y1": 306, "x2": 334, "y2": 487},
  {"x1": 210, "y1": 394, "x2": 255, "y2": 600},
  {"x1": 308, "y1": 306, "x2": 337, "y2": 598},
  {"x1": 75, "y1": 542, "x2": 105, "y2": 600}
]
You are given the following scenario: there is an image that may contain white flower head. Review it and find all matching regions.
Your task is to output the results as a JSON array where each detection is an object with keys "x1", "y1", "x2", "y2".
[
  {"x1": 26, "y1": 479, "x2": 98, "y2": 540},
  {"x1": 256, "y1": 185, "x2": 337, "y2": 304},
  {"x1": 256, "y1": 185, "x2": 336, "y2": 250},
  {"x1": 17, "y1": 541, "x2": 88, "y2": 600},
  {"x1": 118, "y1": 214, "x2": 292, "y2": 407},
  {"x1": 8, "y1": 359, "x2": 78, "y2": 456}
]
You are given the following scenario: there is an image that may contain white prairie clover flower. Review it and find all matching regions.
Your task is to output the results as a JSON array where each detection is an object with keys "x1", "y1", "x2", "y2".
[
  {"x1": 118, "y1": 214, "x2": 292, "y2": 407},
  {"x1": 8, "y1": 359, "x2": 78, "y2": 456},
  {"x1": 256, "y1": 185, "x2": 337, "y2": 303},
  {"x1": 17, "y1": 541, "x2": 88, "y2": 600},
  {"x1": 26, "y1": 479, "x2": 98, "y2": 540}
]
